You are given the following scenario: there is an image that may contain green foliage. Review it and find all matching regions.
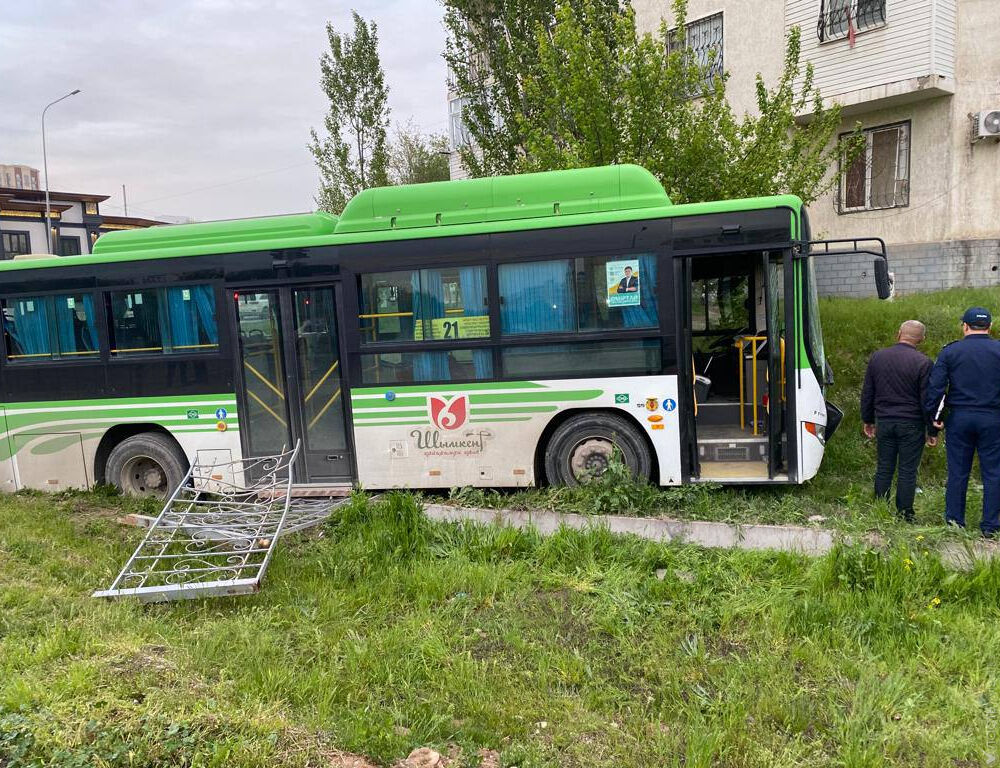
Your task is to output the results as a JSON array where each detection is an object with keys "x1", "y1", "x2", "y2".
[
  {"x1": 308, "y1": 11, "x2": 390, "y2": 214},
  {"x1": 389, "y1": 121, "x2": 451, "y2": 185},
  {"x1": 444, "y1": 0, "x2": 862, "y2": 204}
]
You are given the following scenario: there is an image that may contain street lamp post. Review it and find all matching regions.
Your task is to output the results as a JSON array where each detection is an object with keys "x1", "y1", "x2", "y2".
[{"x1": 42, "y1": 89, "x2": 81, "y2": 253}]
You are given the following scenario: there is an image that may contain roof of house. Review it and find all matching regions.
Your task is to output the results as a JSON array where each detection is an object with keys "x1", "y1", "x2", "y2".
[{"x1": 0, "y1": 186, "x2": 109, "y2": 204}]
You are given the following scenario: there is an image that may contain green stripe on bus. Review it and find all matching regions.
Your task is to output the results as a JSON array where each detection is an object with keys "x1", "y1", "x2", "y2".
[
  {"x1": 350, "y1": 397, "x2": 427, "y2": 409},
  {"x1": 469, "y1": 417, "x2": 531, "y2": 423},
  {"x1": 469, "y1": 390, "x2": 602, "y2": 404},
  {"x1": 2, "y1": 393, "x2": 236, "y2": 411},
  {"x1": 471, "y1": 405, "x2": 558, "y2": 414},
  {"x1": 350, "y1": 381, "x2": 546, "y2": 396},
  {"x1": 352, "y1": 410, "x2": 426, "y2": 419},
  {"x1": 3, "y1": 407, "x2": 239, "y2": 430},
  {"x1": 354, "y1": 420, "x2": 427, "y2": 428}
]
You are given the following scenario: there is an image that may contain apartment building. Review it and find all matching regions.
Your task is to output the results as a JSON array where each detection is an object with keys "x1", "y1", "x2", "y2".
[
  {"x1": 0, "y1": 164, "x2": 41, "y2": 191},
  {"x1": 448, "y1": 0, "x2": 999, "y2": 295},
  {"x1": 0, "y1": 166, "x2": 165, "y2": 258}
]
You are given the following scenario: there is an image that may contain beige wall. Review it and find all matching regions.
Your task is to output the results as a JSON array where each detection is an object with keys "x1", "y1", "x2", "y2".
[
  {"x1": 632, "y1": 0, "x2": 785, "y2": 117},
  {"x1": 948, "y1": 0, "x2": 1000, "y2": 240},
  {"x1": 809, "y1": 0, "x2": 999, "y2": 245},
  {"x1": 808, "y1": 97, "x2": 953, "y2": 245}
]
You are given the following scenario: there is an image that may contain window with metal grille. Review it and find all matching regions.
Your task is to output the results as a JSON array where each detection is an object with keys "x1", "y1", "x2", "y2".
[
  {"x1": 817, "y1": 0, "x2": 886, "y2": 43},
  {"x1": 839, "y1": 122, "x2": 910, "y2": 213},
  {"x1": 668, "y1": 12, "x2": 724, "y2": 85},
  {"x1": 449, "y1": 95, "x2": 473, "y2": 150}
]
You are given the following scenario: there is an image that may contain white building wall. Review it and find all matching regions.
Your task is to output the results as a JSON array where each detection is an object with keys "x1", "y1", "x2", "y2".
[
  {"x1": 947, "y1": 0, "x2": 999, "y2": 241},
  {"x1": 60, "y1": 201, "x2": 83, "y2": 224},
  {"x1": 808, "y1": 97, "x2": 954, "y2": 246},
  {"x1": 633, "y1": 0, "x2": 785, "y2": 118},
  {"x1": 788, "y1": 0, "x2": 956, "y2": 109}
]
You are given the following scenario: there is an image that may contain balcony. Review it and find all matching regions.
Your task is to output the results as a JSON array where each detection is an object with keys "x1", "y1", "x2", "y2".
[{"x1": 788, "y1": 0, "x2": 956, "y2": 117}]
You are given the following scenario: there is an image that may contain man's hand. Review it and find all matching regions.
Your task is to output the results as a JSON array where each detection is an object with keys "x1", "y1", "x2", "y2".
[
  {"x1": 933, "y1": 420, "x2": 944, "y2": 431},
  {"x1": 863, "y1": 423, "x2": 876, "y2": 439},
  {"x1": 926, "y1": 435, "x2": 938, "y2": 447}
]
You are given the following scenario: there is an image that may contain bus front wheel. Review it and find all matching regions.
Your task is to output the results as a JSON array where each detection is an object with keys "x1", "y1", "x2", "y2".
[
  {"x1": 543, "y1": 413, "x2": 652, "y2": 487},
  {"x1": 106, "y1": 433, "x2": 187, "y2": 499}
]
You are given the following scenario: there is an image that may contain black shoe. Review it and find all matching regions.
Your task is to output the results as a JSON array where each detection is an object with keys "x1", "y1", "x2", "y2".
[
  {"x1": 983, "y1": 530, "x2": 998, "y2": 540},
  {"x1": 898, "y1": 510, "x2": 915, "y2": 523}
]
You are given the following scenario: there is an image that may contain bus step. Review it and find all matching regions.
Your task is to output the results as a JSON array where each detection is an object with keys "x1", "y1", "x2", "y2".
[
  {"x1": 695, "y1": 402, "x2": 742, "y2": 425},
  {"x1": 290, "y1": 484, "x2": 354, "y2": 498},
  {"x1": 698, "y1": 441, "x2": 767, "y2": 463}
]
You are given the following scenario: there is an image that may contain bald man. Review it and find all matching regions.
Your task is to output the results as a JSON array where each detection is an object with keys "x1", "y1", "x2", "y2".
[{"x1": 861, "y1": 320, "x2": 939, "y2": 521}]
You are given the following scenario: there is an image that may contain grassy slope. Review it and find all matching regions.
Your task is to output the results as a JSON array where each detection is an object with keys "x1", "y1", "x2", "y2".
[
  {"x1": 2, "y1": 289, "x2": 1000, "y2": 767},
  {"x1": 450, "y1": 287, "x2": 1000, "y2": 532}
]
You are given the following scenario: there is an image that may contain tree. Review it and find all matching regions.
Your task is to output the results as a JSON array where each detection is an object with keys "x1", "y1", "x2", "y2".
[
  {"x1": 389, "y1": 121, "x2": 451, "y2": 185},
  {"x1": 443, "y1": 0, "x2": 859, "y2": 205},
  {"x1": 309, "y1": 11, "x2": 390, "y2": 214}
]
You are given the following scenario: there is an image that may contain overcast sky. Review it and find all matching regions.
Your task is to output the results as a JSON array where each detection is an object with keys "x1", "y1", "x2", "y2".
[{"x1": 0, "y1": 0, "x2": 448, "y2": 221}]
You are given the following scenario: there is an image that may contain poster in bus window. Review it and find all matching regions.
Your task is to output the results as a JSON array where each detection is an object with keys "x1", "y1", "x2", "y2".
[
  {"x1": 375, "y1": 283, "x2": 401, "y2": 335},
  {"x1": 606, "y1": 259, "x2": 641, "y2": 307}
]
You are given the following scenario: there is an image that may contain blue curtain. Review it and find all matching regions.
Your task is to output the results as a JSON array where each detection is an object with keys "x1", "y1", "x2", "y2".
[
  {"x1": 167, "y1": 287, "x2": 197, "y2": 348},
  {"x1": 621, "y1": 253, "x2": 659, "y2": 328},
  {"x1": 81, "y1": 294, "x2": 98, "y2": 351},
  {"x1": 55, "y1": 295, "x2": 97, "y2": 355},
  {"x1": 411, "y1": 270, "x2": 451, "y2": 381},
  {"x1": 12, "y1": 298, "x2": 50, "y2": 357},
  {"x1": 167, "y1": 286, "x2": 218, "y2": 349},
  {"x1": 499, "y1": 260, "x2": 575, "y2": 334},
  {"x1": 459, "y1": 266, "x2": 491, "y2": 378},
  {"x1": 193, "y1": 286, "x2": 219, "y2": 344}
]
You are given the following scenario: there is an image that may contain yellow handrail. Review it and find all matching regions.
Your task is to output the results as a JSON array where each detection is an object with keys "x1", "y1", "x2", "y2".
[{"x1": 734, "y1": 335, "x2": 768, "y2": 436}]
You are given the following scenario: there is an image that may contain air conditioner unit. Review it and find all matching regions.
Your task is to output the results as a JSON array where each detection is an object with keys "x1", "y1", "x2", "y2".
[{"x1": 973, "y1": 109, "x2": 1000, "y2": 142}]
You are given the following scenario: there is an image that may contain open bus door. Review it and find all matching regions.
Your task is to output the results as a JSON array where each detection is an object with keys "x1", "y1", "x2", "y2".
[
  {"x1": 676, "y1": 256, "x2": 700, "y2": 481},
  {"x1": 682, "y1": 250, "x2": 790, "y2": 483}
]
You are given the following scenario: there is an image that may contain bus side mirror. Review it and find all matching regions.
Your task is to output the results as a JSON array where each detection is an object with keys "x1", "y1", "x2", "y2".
[{"x1": 874, "y1": 258, "x2": 893, "y2": 300}]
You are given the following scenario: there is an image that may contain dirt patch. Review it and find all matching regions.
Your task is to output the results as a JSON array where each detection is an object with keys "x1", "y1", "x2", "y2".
[
  {"x1": 526, "y1": 588, "x2": 594, "y2": 648},
  {"x1": 107, "y1": 644, "x2": 177, "y2": 679}
]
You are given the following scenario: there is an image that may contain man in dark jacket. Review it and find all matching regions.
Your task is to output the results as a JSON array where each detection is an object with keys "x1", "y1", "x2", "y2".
[
  {"x1": 924, "y1": 307, "x2": 1000, "y2": 537},
  {"x1": 861, "y1": 320, "x2": 938, "y2": 521}
]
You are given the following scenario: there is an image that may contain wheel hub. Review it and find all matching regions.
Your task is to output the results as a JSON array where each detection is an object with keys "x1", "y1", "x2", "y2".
[
  {"x1": 569, "y1": 438, "x2": 614, "y2": 481},
  {"x1": 121, "y1": 456, "x2": 168, "y2": 498}
]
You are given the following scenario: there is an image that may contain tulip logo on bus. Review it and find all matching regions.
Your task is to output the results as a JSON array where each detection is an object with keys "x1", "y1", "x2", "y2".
[{"x1": 428, "y1": 395, "x2": 469, "y2": 430}]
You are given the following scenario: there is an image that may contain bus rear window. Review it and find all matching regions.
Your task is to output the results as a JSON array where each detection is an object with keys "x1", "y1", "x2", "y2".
[{"x1": 3, "y1": 294, "x2": 99, "y2": 362}]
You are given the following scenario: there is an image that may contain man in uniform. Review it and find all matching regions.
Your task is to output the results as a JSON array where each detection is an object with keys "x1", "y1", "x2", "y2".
[
  {"x1": 924, "y1": 307, "x2": 1000, "y2": 537},
  {"x1": 861, "y1": 320, "x2": 938, "y2": 521}
]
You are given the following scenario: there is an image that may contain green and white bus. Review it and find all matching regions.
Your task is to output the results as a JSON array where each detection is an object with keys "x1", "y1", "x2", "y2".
[{"x1": 0, "y1": 164, "x2": 889, "y2": 497}]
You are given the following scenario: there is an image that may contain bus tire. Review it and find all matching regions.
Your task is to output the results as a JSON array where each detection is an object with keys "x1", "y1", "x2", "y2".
[
  {"x1": 543, "y1": 412, "x2": 652, "y2": 487},
  {"x1": 106, "y1": 432, "x2": 187, "y2": 499}
]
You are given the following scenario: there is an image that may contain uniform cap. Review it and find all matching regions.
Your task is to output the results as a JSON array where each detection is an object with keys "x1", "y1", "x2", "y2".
[{"x1": 962, "y1": 307, "x2": 992, "y2": 328}]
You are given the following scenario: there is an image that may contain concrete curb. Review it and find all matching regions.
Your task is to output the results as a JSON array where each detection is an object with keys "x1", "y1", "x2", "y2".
[
  {"x1": 423, "y1": 504, "x2": 835, "y2": 556},
  {"x1": 422, "y1": 503, "x2": 1000, "y2": 567}
]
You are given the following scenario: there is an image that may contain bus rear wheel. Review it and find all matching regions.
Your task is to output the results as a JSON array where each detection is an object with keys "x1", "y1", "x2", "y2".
[
  {"x1": 543, "y1": 413, "x2": 652, "y2": 487},
  {"x1": 106, "y1": 433, "x2": 187, "y2": 499}
]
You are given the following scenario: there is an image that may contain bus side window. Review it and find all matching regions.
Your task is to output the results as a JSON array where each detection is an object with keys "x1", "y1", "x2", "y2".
[
  {"x1": 107, "y1": 285, "x2": 218, "y2": 357},
  {"x1": 1, "y1": 294, "x2": 99, "y2": 362}
]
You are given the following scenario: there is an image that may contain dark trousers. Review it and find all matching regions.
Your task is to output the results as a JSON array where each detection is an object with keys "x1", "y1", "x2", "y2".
[
  {"x1": 874, "y1": 419, "x2": 926, "y2": 519},
  {"x1": 944, "y1": 409, "x2": 1000, "y2": 534}
]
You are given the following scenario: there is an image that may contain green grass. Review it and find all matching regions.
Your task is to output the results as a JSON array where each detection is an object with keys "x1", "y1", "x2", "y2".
[
  {"x1": 3, "y1": 288, "x2": 1000, "y2": 766},
  {"x1": 446, "y1": 287, "x2": 1000, "y2": 535},
  {"x1": 3, "y1": 489, "x2": 1000, "y2": 766}
]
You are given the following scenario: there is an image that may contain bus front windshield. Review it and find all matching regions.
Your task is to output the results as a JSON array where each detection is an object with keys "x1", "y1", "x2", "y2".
[{"x1": 804, "y1": 255, "x2": 826, "y2": 384}]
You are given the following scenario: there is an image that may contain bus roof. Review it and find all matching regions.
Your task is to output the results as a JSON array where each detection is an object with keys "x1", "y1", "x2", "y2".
[{"x1": 0, "y1": 165, "x2": 804, "y2": 272}]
